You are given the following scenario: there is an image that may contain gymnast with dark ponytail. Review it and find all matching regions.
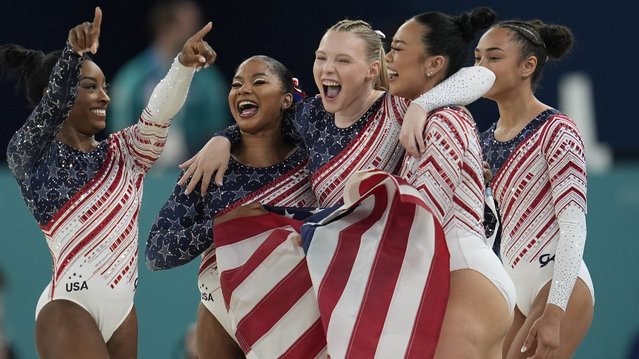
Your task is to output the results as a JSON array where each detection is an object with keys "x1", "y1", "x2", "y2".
[
  {"x1": 1, "y1": 7, "x2": 215, "y2": 357},
  {"x1": 476, "y1": 19, "x2": 594, "y2": 359}
]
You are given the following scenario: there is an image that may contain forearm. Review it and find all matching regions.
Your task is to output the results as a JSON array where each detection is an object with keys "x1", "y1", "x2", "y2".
[
  {"x1": 128, "y1": 55, "x2": 195, "y2": 168},
  {"x1": 145, "y1": 181, "x2": 214, "y2": 270},
  {"x1": 140, "y1": 54, "x2": 195, "y2": 129},
  {"x1": 215, "y1": 123, "x2": 241, "y2": 145},
  {"x1": 413, "y1": 115, "x2": 463, "y2": 220},
  {"x1": 547, "y1": 203, "x2": 587, "y2": 310},
  {"x1": 412, "y1": 66, "x2": 495, "y2": 112},
  {"x1": 145, "y1": 218, "x2": 214, "y2": 270}
]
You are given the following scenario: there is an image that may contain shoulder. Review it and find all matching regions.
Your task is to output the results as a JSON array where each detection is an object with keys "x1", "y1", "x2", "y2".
[
  {"x1": 427, "y1": 106, "x2": 475, "y2": 144},
  {"x1": 541, "y1": 112, "x2": 583, "y2": 143},
  {"x1": 429, "y1": 106, "x2": 473, "y2": 128},
  {"x1": 297, "y1": 96, "x2": 325, "y2": 120},
  {"x1": 304, "y1": 96, "x2": 323, "y2": 108}
]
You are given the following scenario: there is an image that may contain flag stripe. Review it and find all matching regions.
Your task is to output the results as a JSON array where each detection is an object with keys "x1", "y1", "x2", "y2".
[
  {"x1": 348, "y1": 193, "x2": 415, "y2": 358},
  {"x1": 220, "y1": 228, "x2": 294, "y2": 305},
  {"x1": 215, "y1": 169, "x2": 449, "y2": 359},
  {"x1": 318, "y1": 190, "x2": 387, "y2": 337},
  {"x1": 405, "y1": 212, "x2": 449, "y2": 358},
  {"x1": 236, "y1": 260, "x2": 313, "y2": 348}
]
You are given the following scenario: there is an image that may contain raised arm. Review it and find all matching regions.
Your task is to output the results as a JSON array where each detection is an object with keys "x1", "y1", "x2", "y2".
[
  {"x1": 123, "y1": 23, "x2": 217, "y2": 171},
  {"x1": 401, "y1": 66, "x2": 495, "y2": 158},
  {"x1": 7, "y1": 8, "x2": 101, "y2": 180}
]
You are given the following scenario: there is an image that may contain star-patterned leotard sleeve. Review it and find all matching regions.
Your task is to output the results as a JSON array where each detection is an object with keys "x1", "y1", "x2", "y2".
[
  {"x1": 7, "y1": 41, "x2": 82, "y2": 183},
  {"x1": 146, "y1": 148, "x2": 311, "y2": 270}
]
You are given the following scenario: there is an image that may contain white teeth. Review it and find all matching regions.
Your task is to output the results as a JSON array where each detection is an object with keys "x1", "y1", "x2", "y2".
[
  {"x1": 387, "y1": 70, "x2": 398, "y2": 77},
  {"x1": 238, "y1": 100, "x2": 257, "y2": 108},
  {"x1": 91, "y1": 109, "x2": 106, "y2": 115},
  {"x1": 322, "y1": 81, "x2": 340, "y2": 87}
]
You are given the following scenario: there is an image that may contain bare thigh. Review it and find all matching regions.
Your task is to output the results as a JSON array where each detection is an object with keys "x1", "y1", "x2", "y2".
[
  {"x1": 196, "y1": 303, "x2": 244, "y2": 359},
  {"x1": 502, "y1": 306, "x2": 526, "y2": 358},
  {"x1": 106, "y1": 305, "x2": 138, "y2": 359},
  {"x1": 434, "y1": 269, "x2": 513, "y2": 359},
  {"x1": 35, "y1": 299, "x2": 108, "y2": 359},
  {"x1": 506, "y1": 278, "x2": 594, "y2": 359}
]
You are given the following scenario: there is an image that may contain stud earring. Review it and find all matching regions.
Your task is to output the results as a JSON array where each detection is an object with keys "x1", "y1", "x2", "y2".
[{"x1": 427, "y1": 72, "x2": 432, "y2": 77}]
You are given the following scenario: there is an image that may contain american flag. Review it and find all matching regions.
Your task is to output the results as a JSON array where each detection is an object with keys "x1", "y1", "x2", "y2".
[{"x1": 214, "y1": 170, "x2": 449, "y2": 358}]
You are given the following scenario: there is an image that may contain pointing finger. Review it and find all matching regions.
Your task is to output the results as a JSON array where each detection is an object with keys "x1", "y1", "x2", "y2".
[
  {"x1": 89, "y1": 7, "x2": 102, "y2": 54},
  {"x1": 191, "y1": 22, "x2": 212, "y2": 41},
  {"x1": 92, "y1": 7, "x2": 102, "y2": 32}
]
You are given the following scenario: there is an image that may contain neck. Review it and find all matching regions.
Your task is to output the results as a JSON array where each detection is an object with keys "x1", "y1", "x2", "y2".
[
  {"x1": 56, "y1": 127, "x2": 98, "y2": 152},
  {"x1": 232, "y1": 128, "x2": 294, "y2": 167},
  {"x1": 495, "y1": 86, "x2": 548, "y2": 128},
  {"x1": 334, "y1": 89, "x2": 384, "y2": 128}
]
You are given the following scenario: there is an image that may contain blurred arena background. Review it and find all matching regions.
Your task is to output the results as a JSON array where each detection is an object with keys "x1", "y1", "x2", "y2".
[{"x1": 1, "y1": 0, "x2": 637, "y2": 357}]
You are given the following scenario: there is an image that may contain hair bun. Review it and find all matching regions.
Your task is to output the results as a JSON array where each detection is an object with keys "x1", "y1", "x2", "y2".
[
  {"x1": 536, "y1": 22, "x2": 574, "y2": 59},
  {"x1": 0, "y1": 44, "x2": 44, "y2": 76},
  {"x1": 457, "y1": 7, "x2": 496, "y2": 42}
]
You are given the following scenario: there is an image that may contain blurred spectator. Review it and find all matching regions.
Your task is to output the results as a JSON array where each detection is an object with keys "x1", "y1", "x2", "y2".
[
  {"x1": 0, "y1": 269, "x2": 17, "y2": 359},
  {"x1": 108, "y1": 0, "x2": 231, "y2": 169}
]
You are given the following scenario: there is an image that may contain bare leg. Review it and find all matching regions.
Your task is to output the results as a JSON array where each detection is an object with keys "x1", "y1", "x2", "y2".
[
  {"x1": 506, "y1": 278, "x2": 593, "y2": 359},
  {"x1": 434, "y1": 269, "x2": 513, "y2": 359},
  {"x1": 35, "y1": 300, "x2": 108, "y2": 359},
  {"x1": 503, "y1": 306, "x2": 526, "y2": 358},
  {"x1": 107, "y1": 306, "x2": 138, "y2": 359},
  {"x1": 196, "y1": 302, "x2": 244, "y2": 359}
]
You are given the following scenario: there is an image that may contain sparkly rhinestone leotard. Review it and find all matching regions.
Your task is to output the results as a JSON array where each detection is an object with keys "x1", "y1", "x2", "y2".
[
  {"x1": 481, "y1": 109, "x2": 594, "y2": 315},
  {"x1": 6, "y1": 41, "x2": 195, "y2": 341}
]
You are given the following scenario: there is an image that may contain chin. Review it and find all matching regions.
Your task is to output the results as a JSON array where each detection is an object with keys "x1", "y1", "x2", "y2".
[
  {"x1": 388, "y1": 83, "x2": 401, "y2": 97},
  {"x1": 320, "y1": 98, "x2": 340, "y2": 114}
]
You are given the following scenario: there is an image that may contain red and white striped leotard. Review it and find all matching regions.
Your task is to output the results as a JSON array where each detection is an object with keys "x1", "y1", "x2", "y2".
[
  {"x1": 401, "y1": 106, "x2": 515, "y2": 311},
  {"x1": 490, "y1": 113, "x2": 593, "y2": 315},
  {"x1": 7, "y1": 46, "x2": 195, "y2": 341}
]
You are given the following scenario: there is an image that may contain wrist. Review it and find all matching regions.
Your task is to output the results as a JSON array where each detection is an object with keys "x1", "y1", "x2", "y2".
[{"x1": 542, "y1": 303, "x2": 565, "y2": 323}]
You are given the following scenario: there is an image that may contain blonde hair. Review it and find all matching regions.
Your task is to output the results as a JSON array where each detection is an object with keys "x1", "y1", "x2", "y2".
[{"x1": 328, "y1": 19, "x2": 388, "y2": 91}]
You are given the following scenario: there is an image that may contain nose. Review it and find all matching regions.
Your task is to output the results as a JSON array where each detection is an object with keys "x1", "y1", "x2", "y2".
[
  {"x1": 322, "y1": 59, "x2": 335, "y2": 74},
  {"x1": 384, "y1": 51, "x2": 393, "y2": 63},
  {"x1": 238, "y1": 82, "x2": 253, "y2": 95},
  {"x1": 99, "y1": 87, "x2": 110, "y2": 104}
]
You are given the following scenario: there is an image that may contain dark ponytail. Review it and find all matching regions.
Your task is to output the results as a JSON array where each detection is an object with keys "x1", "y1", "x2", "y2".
[
  {"x1": 0, "y1": 44, "x2": 61, "y2": 108},
  {"x1": 497, "y1": 20, "x2": 574, "y2": 91},
  {"x1": 413, "y1": 7, "x2": 496, "y2": 78}
]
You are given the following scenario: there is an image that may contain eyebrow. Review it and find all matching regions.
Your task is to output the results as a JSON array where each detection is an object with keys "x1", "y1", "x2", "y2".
[
  {"x1": 475, "y1": 47, "x2": 505, "y2": 52},
  {"x1": 315, "y1": 50, "x2": 353, "y2": 58},
  {"x1": 80, "y1": 76, "x2": 98, "y2": 82},
  {"x1": 391, "y1": 39, "x2": 407, "y2": 45},
  {"x1": 233, "y1": 72, "x2": 269, "y2": 80}
]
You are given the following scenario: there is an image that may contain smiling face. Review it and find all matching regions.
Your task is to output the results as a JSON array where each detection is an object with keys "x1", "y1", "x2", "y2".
[
  {"x1": 474, "y1": 27, "x2": 527, "y2": 100},
  {"x1": 385, "y1": 19, "x2": 430, "y2": 100},
  {"x1": 65, "y1": 60, "x2": 110, "y2": 135},
  {"x1": 228, "y1": 58, "x2": 292, "y2": 134},
  {"x1": 312, "y1": 30, "x2": 379, "y2": 114}
]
